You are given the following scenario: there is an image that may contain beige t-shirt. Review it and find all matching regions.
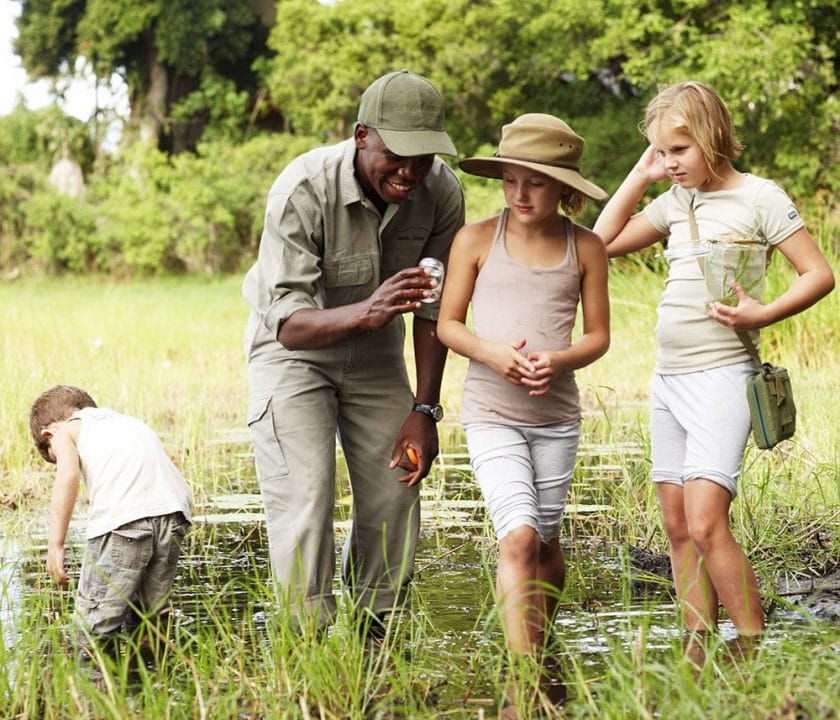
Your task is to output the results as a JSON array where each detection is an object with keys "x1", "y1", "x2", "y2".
[
  {"x1": 642, "y1": 175, "x2": 804, "y2": 374},
  {"x1": 461, "y1": 210, "x2": 581, "y2": 426}
]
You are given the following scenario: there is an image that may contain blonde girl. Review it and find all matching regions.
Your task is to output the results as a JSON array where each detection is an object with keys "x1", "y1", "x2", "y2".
[
  {"x1": 593, "y1": 81, "x2": 834, "y2": 662},
  {"x1": 438, "y1": 114, "x2": 609, "y2": 713}
]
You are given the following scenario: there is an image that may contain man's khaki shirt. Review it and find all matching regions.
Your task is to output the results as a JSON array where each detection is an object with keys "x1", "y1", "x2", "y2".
[{"x1": 243, "y1": 138, "x2": 465, "y2": 358}]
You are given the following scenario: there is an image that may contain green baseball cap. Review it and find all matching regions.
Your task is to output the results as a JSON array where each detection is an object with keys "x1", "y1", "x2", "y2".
[{"x1": 358, "y1": 70, "x2": 457, "y2": 157}]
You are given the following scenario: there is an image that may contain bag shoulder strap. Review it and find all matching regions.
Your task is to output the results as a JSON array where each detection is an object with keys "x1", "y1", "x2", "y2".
[{"x1": 687, "y1": 195, "x2": 763, "y2": 367}]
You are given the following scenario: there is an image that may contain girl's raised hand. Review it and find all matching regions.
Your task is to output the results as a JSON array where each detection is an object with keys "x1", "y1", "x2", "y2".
[{"x1": 634, "y1": 145, "x2": 669, "y2": 184}]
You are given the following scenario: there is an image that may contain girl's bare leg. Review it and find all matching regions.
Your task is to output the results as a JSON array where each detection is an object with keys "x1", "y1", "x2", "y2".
[
  {"x1": 657, "y1": 483, "x2": 720, "y2": 633},
  {"x1": 683, "y1": 479, "x2": 764, "y2": 637},
  {"x1": 497, "y1": 525, "x2": 543, "y2": 654},
  {"x1": 498, "y1": 527, "x2": 567, "y2": 717},
  {"x1": 535, "y1": 536, "x2": 565, "y2": 631}
]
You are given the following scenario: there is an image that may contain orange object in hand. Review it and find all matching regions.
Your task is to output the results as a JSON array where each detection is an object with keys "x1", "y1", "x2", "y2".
[{"x1": 406, "y1": 446, "x2": 419, "y2": 465}]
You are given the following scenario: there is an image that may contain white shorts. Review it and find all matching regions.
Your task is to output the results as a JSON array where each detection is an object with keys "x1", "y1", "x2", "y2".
[
  {"x1": 465, "y1": 422, "x2": 580, "y2": 542},
  {"x1": 650, "y1": 361, "x2": 754, "y2": 499}
]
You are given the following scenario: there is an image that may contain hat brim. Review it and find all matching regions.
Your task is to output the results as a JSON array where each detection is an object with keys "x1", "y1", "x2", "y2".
[
  {"x1": 459, "y1": 156, "x2": 608, "y2": 201},
  {"x1": 377, "y1": 128, "x2": 457, "y2": 157}
]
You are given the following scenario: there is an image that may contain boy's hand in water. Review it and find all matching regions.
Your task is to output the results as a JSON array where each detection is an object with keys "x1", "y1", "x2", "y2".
[{"x1": 47, "y1": 544, "x2": 70, "y2": 586}]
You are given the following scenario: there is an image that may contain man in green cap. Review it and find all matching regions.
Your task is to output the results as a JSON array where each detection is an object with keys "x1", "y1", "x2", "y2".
[{"x1": 242, "y1": 70, "x2": 464, "y2": 640}]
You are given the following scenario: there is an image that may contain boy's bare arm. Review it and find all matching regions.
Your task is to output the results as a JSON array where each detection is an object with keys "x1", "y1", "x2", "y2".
[{"x1": 47, "y1": 426, "x2": 81, "y2": 585}]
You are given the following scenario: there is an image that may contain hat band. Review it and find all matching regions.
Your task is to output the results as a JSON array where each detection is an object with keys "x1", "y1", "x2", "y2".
[{"x1": 493, "y1": 152, "x2": 579, "y2": 172}]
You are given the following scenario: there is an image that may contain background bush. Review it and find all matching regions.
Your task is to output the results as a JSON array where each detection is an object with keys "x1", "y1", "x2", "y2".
[
  {"x1": 0, "y1": 131, "x2": 317, "y2": 275},
  {"x1": 0, "y1": 0, "x2": 835, "y2": 276}
]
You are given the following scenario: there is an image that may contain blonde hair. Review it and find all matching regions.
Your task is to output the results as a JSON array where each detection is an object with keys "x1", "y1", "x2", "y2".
[
  {"x1": 559, "y1": 186, "x2": 586, "y2": 216},
  {"x1": 30, "y1": 385, "x2": 97, "y2": 462},
  {"x1": 643, "y1": 81, "x2": 742, "y2": 179}
]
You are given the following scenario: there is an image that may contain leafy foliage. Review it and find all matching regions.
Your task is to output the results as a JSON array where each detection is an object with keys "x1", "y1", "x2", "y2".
[
  {"x1": 263, "y1": 0, "x2": 835, "y2": 198},
  {"x1": 15, "y1": 0, "x2": 275, "y2": 153},
  {"x1": 0, "y1": 104, "x2": 94, "y2": 171},
  {"x1": 596, "y1": 0, "x2": 839, "y2": 197},
  {"x1": 0, "y1": 133, "x2": 317, "y2": 275},
  {"x1": 2, "y1": 0, "x2": 836, "y2": 275}
]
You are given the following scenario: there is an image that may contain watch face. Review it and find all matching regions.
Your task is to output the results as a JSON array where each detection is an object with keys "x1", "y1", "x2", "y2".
[{"x1": 414, "y1": 403, "x2": 443, "y2": 422}]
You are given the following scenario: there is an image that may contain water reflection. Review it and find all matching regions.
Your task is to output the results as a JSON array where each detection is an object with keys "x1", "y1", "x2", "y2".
[
  {"x1": 170, "y1": 487, "x2": 687, "y2": 707},
  {"x1": 1, "y1": 537, "x2": 23, "y2": 653}
]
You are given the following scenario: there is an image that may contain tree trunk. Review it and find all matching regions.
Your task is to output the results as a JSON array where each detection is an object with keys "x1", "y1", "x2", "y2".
[
  {"x1": 139, "y1": 55, "x2": 168, "y2": 147},
  {"x1": 248, "y1": 0, "x2": 276, "y2": 28},
  {"x1": 132, "y1": 32, "x2": 168, "y2": 149}
]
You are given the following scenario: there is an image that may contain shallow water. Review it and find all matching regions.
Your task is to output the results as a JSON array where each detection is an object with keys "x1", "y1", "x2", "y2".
[
  {"x1": 4, "y1": 439, "x2": 838, "y2": 712},
  {"x1": 0, "y1": 538, "x2": 23, "y2": 653},
  {"x1": 158, "y1": 496, "x2": 838, "y2": 709}
]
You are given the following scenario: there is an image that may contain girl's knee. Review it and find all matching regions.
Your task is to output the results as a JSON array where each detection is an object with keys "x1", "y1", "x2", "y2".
[
  {"x1": 538, "y1": 535, "x2": 562, "y2": 559},
  {"x1": 500, "y1": 525, "x2": 541, "y2": 564},
  {"x1": 661, "y1": 516, "x2": 690, "y2": 546},
  {"x1": 685, "y1": 516, "x2": 729, "y2": 553}
]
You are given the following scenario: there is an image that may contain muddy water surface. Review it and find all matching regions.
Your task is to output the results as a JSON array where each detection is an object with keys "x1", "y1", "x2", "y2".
[{"x1": 3, "y1": 437, "x2": 838, "y2": 711}]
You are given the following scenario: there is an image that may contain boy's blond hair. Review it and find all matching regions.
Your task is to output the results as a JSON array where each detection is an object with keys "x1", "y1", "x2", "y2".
[
  {"x1": 30, "y1": 385, "x2": 97, "y2": 462},
  {"x1": 643, "y1": 81, "x2": 742, "y2": 180}
]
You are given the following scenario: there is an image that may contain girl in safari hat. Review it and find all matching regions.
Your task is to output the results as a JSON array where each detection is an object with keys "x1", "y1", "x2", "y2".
[
  {"x1": 437, "y1": 113, "x2": 610, "y2": 715},
  {"x1": 594, "y1": 82, "x2": 834, "y2": 665}
]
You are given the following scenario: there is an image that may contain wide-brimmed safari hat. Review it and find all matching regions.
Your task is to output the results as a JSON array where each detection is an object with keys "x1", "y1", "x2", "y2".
[
  {"x1": 358, "y1": 70, "x2": 457, "y2": 157},
  {"x1": 459, "y1": 113, "x2": 607, "y2": 200}
]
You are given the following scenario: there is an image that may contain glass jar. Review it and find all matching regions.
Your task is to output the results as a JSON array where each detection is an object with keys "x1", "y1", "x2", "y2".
[{"x1": 704, "y1": 234, "x2": 768, "y2": 306}]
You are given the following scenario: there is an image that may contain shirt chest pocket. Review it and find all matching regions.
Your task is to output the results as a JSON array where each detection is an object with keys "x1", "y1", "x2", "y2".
[
  {"x1": 381, "y1": 225, "x2": 432, "y2": 279},
  {"x1": 320, "y1": 255, "x2": 376, "y2": 307}
]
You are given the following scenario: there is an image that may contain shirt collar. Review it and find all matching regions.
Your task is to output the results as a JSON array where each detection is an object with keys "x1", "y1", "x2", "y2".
[{"x1": 339, "y1": 138, "x2": 364, "y2": 207}]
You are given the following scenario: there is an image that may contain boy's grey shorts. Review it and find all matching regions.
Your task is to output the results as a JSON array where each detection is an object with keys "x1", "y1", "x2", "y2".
[{"x1": 74, "y1": 511, "x2": 190, "y2": 642}]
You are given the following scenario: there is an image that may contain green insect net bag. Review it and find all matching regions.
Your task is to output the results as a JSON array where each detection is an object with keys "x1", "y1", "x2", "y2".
[{"x1": 746, "y1": 364, "x2": 796, "y2": 449}]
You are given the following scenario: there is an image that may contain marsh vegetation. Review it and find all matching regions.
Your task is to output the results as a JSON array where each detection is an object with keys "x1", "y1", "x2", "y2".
[{"x1": 1, "y1": 220, "x2": 838, "y2": 718}]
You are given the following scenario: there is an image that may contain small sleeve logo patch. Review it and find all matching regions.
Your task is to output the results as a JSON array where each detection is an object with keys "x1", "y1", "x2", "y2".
[{"x1": 788, "y1": 209, "x2": 799, "y2": 219}]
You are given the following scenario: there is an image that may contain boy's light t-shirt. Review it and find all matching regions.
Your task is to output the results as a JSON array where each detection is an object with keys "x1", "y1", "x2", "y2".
[
  {"x1": 73, "y1": 407, "x2": 193, "y2": 538},
  {"x1": 642, "y1": 174, "x2": 805, "y2": 374}
]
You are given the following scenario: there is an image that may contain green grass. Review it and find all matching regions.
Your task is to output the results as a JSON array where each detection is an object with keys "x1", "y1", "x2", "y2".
[
  {"x1": 1, "y1": 230, "x2": 838, "y2": 718},
  {"x1": 0, "y1": 275, "x2": 250, "y2": 508}
]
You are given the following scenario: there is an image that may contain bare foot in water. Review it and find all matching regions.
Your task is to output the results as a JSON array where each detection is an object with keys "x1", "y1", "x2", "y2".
[
  {"x1": 723, "y1": 634, "x2": 760, "y2": 663},
  {"x1": 682, "y1": 630, "x2": 709, "y2": 671}
]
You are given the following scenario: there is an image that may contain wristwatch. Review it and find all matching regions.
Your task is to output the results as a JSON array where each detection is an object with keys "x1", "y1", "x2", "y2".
[{"x1": 412, "y1": 402, "x2": 444, "y2": 423}]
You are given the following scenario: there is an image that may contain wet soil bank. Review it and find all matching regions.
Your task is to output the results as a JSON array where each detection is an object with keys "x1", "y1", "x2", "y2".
[{"x1": 628, "y1": 545, "x2": 840, "y2": 621}]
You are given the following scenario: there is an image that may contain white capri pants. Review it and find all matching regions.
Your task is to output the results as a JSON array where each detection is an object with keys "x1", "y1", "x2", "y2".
[
  {"x1": 650, "y1": 361, "x2": 754, "y2": 499},
  {"x1": 465, "y1": 422, "x2": 580, "y2": 542}
]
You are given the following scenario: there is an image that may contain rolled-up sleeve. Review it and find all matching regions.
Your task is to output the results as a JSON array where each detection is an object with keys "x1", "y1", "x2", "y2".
[{"x1": 257, "y1": 189, "x2": 324, "y2": 337}]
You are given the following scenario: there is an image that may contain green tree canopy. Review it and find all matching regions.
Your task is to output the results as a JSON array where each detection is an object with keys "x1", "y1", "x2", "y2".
[
  {"x1": 3, "y1": 0, "x2": 835, "y2": 276},
  {"x1": 15, "y1": 0, "x2": 277, "y2": 153},
  {"x1": 590, "y1": 0, "x2": 838, "y2": 196},
  {"x1": 263, "y1": 0, "x2": 837, "y2": 197}
]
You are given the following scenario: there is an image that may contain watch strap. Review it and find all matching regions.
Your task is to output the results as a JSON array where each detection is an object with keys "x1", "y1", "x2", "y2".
[{"x1": 412, "y1": 403, "x2": 443, "y2": 422}]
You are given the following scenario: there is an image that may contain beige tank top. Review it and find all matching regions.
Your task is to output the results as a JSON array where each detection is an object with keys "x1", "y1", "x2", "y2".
[{"x1": 461, "y1": 209, "x2": 582, "y2": 427}]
